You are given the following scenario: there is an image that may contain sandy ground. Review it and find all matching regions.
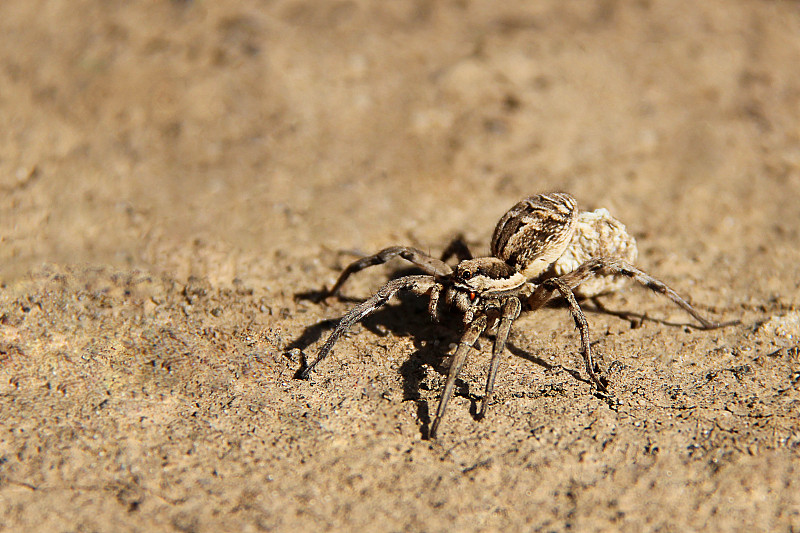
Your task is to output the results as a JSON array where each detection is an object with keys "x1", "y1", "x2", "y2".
[{"x1": 1, "y1": 1, "x2": 800, "y2": 531}]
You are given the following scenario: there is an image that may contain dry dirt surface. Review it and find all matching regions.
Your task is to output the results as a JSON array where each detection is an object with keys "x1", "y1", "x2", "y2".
[{"x1": 2, "y1": 1, "x2": 800, "y2": 531}]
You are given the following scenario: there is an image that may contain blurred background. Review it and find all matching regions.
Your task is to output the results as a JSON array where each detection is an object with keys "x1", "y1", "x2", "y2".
[{"x1": 3, "y1": 0, "x2": 798, "y2": 292}]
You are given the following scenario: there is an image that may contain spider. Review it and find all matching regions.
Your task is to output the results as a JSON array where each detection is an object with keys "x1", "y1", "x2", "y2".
[{"x1": 300, "y1": 193, "x2": 731, "y2": 438}]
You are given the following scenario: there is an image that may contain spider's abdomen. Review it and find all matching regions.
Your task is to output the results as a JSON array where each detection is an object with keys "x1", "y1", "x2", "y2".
[
  {"x1": 491, "y1": 193, "x2": 578, "y2": 280},
  {"x1": 545, "y1": 207, "x2": 638, "y2": 297}
]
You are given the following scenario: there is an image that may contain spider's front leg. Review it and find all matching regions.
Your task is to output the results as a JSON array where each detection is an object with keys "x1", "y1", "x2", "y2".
[
  {"x1": 326, "y1": 247, "x2": 452, "y2": 298},
  {"x1": 429, "y1": 314, "x2": 488, "y2": 439},
  {"x1": 478, "y1": 297, "x2": 522, "y2": 418},
  {"x1": 301, "y1": 275, "x2": 437, "y2": 378}
]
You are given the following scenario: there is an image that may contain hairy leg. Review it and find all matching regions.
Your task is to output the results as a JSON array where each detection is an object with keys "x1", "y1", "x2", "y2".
[
  {"x1": 545, "y1": 278, "x2": 607, "y2": 392},
  {"x1": 428, "y1": 283, "x2": 442, "y2": 322},
  {"x1": 302, "y1": 275, "x2": 437, "y2": 378},
  {"x1": 430, "y1": 315, "x2": 488, "y2": 438},
  {"x1": 478, "y1": 298, "x2": 522, "y2": 418},
  {"x1": 528, "y1": 257, "x2": 733, "y2": 329},
  {"x1": 327, "y1": 246, "x2": 452, "y2": 297}
]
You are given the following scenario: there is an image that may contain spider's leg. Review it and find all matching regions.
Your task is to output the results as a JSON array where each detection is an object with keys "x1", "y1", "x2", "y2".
[
  {"x1": 430, "y1": 315, "x2": 488, "y2": 439},
  {"x1": 301, "y1": 275, "x2": 435, "y2": 378},
  {"x1": 546, "y1": 278, "x2": 607, "y2": 392},
  {"x1": 328, "y1": 247, "x2": 452, "y2": 297},
  {"x1": 478, "y1": 297, "x2": 521, "y2": 419},
  {"x1": 440, "y1": 235, "x2": 473, "y2": 263},
  {"x1": 529, "y1": 258, "x2": 731, "y2": 329},
  {"x1": 428, "y1": 283, "x2": 442, "y2": 322}
]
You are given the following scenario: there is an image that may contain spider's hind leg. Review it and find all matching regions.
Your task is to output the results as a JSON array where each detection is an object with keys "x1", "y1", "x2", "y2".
[
  {"x1": 544, "y1": 278, "x2": 608, "y2": 392},
  {"x1": 326, "y1": 246, "x2": 452, "y2": 297},
  {"x1": 524, "y1": 257, "x2": 734, "y2": 393},
  {"x1": 529, "y1": 258, "x2": 732, "y2": 329},
  {"x1": 571, "y1": 258, "x2": 730, "y2": 329}
]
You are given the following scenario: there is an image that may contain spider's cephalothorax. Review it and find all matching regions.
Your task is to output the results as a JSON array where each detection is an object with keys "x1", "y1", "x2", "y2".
[
  {"x1": 445, "y1": 258, "x2": 527, "y2": 315},
  {"x1": 300, "y1": 193, "x2": 731, "y2": 438}
]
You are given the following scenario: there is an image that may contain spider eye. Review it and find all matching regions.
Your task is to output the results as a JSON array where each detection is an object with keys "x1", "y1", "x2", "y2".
[{"x1": 462, "y1": 270, "x2": 472, "y2": 280}]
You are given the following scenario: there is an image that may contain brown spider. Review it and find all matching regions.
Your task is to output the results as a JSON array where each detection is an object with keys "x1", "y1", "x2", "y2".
[{"x1": 301, "y1": 193, "x2": 731, "y2": 438}]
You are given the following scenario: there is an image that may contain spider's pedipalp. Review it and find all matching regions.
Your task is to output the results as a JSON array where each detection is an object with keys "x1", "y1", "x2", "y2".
[
  {"x1": 302, "y1": 275, "x2": 438, "y2": 379},
  {"x1": 327, "y1": 246, "x2": 452, "y2": 297},
  {"x1": 428, "y1": 282, "x2": 443, "y2": 322}
]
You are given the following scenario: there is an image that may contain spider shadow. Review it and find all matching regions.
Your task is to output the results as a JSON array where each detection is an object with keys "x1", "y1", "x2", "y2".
[
  {"x1": 498, "y1": 298, "x2": 650, "y2": 389},
  {"x1": 582, "y1": 295, "x2": 724, "y2": 330},
  {"x1": 397, "y1": 324, "x2": 487, "y2": 439},
  {"x1": 290, "y1": 274, "x2": 686, "y2": 435},
  {"x1": 284, "y1": 317, "x2": 340, "y2": 378},
  {"x1": 291, "y1": 273, "x2": 479, "y2": 436},
  {"x1": 289, "y1": 295, "x2": 583, "y2": 437},
  {"x1": 503, "y1": 338, "x2": 594, "y2": 387}
]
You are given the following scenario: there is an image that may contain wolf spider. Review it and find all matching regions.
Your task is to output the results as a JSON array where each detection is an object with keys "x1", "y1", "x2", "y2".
[{"x1": 300, "y1": 193, "x2": 730, "y2": 438}]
